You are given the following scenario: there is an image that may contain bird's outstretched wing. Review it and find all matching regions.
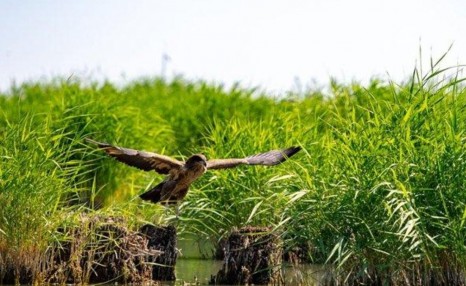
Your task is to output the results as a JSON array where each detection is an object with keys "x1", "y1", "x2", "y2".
[
  {"x1": 206, "y1": 146, "x2": 301, "y2": 170},
  {"x1": 85, "y1": 138, "x2": 183, "y2": 174}
]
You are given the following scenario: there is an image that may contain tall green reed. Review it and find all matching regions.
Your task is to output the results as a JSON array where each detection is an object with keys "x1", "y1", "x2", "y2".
[
  {"x1": 0, "y1": 54, "x2": 464, "y2": 284},
  {"x1": 285, "y1": 58, "x2": 466, "y2": 283}
]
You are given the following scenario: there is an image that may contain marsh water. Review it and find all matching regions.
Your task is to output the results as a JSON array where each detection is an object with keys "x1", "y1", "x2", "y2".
[
  {"x1": 159, "y1": 238, "x2": 326, "y2": 285},
  {"x1": 169, "y1": 258, "x2": 325, "y2": 285}
]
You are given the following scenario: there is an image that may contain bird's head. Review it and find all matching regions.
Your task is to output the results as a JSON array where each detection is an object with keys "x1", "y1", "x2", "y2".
[{"x1": 186, "y1": 154, "x2": 207, "y2": 168}]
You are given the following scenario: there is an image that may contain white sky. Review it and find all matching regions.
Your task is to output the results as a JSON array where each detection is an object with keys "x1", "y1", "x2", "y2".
[{"x1": 1, "y1": 0, "x2": 465, "y2": 93}]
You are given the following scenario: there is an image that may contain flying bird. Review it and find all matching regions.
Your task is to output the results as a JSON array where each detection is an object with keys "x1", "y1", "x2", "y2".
[{"x1": 86, "y1": 138, "x2": 301, "y2": 206}]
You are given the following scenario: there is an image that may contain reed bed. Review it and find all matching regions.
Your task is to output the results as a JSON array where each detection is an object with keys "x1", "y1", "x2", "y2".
[{"x1": 1, "y1": 56, "x2": 465, "y2": 284}]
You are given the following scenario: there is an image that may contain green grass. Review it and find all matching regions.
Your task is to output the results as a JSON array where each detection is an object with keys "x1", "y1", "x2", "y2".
[{"x1": 1, "y1": 54, "x2": 465, "y2": 284}]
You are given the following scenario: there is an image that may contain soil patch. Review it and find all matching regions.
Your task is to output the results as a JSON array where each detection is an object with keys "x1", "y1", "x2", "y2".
[
  {"x1": 0, "y1": 214, "x2": 177, "y2": 284},
  {"x1": 210, "y1": 226, "x2": 283, "y2": 285}
]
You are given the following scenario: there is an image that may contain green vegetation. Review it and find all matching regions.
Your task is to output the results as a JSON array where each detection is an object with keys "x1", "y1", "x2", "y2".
[{"x1": 1, "y1": 54, "x2": 465, "y2": 284}]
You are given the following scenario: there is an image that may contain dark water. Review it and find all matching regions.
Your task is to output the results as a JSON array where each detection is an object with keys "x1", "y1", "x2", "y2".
[{"x1": 165, "y1": 258, "x2": 325, "y2": 286}]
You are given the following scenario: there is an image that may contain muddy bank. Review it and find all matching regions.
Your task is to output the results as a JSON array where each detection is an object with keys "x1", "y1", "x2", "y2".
[
  {"x1": 0, "y1": 215, "x2": 177, "y2": 284},
  {"x1": 140, "y1": 224, "x2": 178, "y2": 281},
  {"x1": 210, "y1": 226, "x2": 283, "y2": 285},
  {"x1": 321, "y1": 254, "x2": 466, "y2": 286}
]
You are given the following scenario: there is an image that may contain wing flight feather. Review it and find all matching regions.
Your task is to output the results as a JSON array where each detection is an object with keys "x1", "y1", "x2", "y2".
[
  {"x1": 86, "y1": 138, "x2": 183, "y2": 174},
  {"x1": 206, "y1": 146, "x2": 301, "y2": 170},
  {"x1": 206, "y1": 158, "x2": 248, "y2": 170}
]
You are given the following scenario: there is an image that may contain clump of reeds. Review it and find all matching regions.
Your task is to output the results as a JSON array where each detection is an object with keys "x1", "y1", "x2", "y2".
[{"x1": 1, "y1": 51, "x2": 465, "y2": 284}]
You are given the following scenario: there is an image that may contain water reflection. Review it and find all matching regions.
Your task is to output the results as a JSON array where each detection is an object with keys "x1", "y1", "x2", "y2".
[
  {"x1": 175, "y1": 259, "x2": 222, "y2": 285},
  {"x1": 282, "y1": 263, "x2": 326, "y2": 286},
  {"x1": 166, "y1": 258, "x2": 325, "y2": 286}
]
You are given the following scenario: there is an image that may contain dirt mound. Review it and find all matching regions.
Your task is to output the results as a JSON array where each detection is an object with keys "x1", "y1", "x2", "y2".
[
  {"x1": 1, "y1": 214, "x2": 177, "y2": 284},
  {"x1": 210, "y1": 226, "x2": 283, "y2": 285}
]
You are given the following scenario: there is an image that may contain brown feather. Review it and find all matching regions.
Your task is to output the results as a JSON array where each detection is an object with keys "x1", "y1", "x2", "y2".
[
  {"x1": 206, "y1": 146, "x2": 301, "y2": 170},
  {"x1": 206, "y1": 158, "x2": 248, "y2": 170},
  {"x1": 85, "y1": 138, "x2": 183, "y2": 174},
  {"x1": 87, "y1": 138, "x2": 302, "y2": 206}
]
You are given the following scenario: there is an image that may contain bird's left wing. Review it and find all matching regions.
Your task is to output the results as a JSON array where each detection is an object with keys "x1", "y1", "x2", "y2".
[
  {"x1": 206, "y1": 146, "x2": 301, "y2": 170},
  {"x1": 86, "y1": 138, "x2": 183, "y2": 174}
]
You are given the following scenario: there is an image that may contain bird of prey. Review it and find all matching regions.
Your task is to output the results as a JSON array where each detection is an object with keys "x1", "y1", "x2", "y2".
[{"x1": 86, "y1": 138, "x2": 301, "y2": 206}]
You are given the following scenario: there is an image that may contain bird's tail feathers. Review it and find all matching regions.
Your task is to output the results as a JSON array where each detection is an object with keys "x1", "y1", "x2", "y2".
[{"x1": 139, "y1": 182, "x2": 163, "y2": 203}]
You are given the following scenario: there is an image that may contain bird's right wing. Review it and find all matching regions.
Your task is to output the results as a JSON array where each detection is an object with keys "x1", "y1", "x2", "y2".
[
  {"x1": 86, "y1": 138, "x2": 183, "y2": 174},
  {"x1": 206, "y1": 146, "x2": 301, "y2": 170}
]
